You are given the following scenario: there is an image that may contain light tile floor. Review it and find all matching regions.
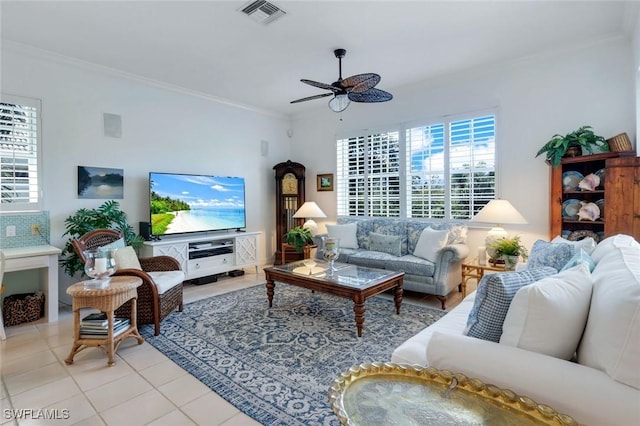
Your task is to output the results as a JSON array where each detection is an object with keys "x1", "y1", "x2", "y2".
[{"x1": 1, "y1": 267, "x2": 472, "y2": 426}]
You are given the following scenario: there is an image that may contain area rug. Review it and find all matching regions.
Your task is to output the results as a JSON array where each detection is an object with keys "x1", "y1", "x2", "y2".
[{"x1": 139, "y1": 284, "x2": 446, "y2": 425}]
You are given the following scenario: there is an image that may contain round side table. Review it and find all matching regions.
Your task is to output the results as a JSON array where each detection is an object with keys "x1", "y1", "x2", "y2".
[{"x1": 65, "y1": 276, "x2": 144, "y2": 366}]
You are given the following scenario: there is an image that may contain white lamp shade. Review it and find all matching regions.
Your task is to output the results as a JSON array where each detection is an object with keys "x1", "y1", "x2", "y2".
[
  {"x1": 472, "y1": 199, "x2": 527, "y2": 260},
  {"x1": 293, "y1": 202, "x2": 326, "y2": 236},
  {"x1": 471, "y1": 199, "x2": 528, "y2": 226},
  {"x1": 293, "y1": 202, "x2": 327, "y2": 219}
]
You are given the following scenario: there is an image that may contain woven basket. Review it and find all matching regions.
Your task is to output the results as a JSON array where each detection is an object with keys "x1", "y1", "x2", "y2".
[{"x1": 607, "y1": 133, "x2": 633, "y2": 152}]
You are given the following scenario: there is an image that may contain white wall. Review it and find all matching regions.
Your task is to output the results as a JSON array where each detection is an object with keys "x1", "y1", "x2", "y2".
[
  {"x1": 290, "y1": 37, "x2": 635, "y2": 254},
  {"x1": 2, "y1": 44, "x2": 293, "y2": 297}
]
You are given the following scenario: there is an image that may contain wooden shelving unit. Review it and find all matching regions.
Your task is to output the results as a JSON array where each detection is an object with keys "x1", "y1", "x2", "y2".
[{"x1": 549, "y1": 151, "x2": 638, "y2": 241}]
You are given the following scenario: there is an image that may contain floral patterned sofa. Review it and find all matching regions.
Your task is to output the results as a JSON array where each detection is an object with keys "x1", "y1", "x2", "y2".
[{"x1": 316, "y1": 217, "x2": 470, "y2": 309}]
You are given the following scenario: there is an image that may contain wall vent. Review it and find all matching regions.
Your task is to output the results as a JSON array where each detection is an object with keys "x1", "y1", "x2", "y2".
[{"x1": 239, "y1": 0, "x2": 286, "y2": 25}]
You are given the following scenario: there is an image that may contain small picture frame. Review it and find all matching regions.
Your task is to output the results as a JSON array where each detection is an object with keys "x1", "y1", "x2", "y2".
[{"x1": 317, "y1": 173, "x2": 334, "y2": 192}]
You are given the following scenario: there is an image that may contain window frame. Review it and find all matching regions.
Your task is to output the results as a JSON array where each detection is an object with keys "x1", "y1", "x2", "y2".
[
  {"x1": 336, "y1": 108, "x2": 497, "y2": 220},
  {"x1": 0, "y1": 93, "x2": 43, "y2": 212}
]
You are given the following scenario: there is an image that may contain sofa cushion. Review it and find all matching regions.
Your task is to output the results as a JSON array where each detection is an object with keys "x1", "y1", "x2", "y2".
[
  {"x1": 337, "y1": 217, "x2": 374, "y2": 250},
  {"x1": 327, "y1": 223, "x2": 358, "y2": 249},
  {"x1": 413, "y1": 227, "x2": 449, "y2": 262},
  {"x1": 577, "y1": 235, "x2": 640, "y2": 390},
  {"x1": 464, "y1": 266, "x2": 558, "y2": 342},
  {"x1": 560, "y1": 248, "x2": 595, "y2": 272},
  {"x1": 369, "y1": 232, "x2": 402, "y2": 257},
  {"x1": 347, "y1": 250, "x2": 393, "y2": 270},
  {"x1": 500, "y1": 263, "x2": 593, "y2": 360},
  {"x1": 373, "y1": 219, "x2": 408, "y2": 255},
  {"x1": 384, "y1": 255, "x2": 436, "y2": 277},
  {"x1": 147, "y1": 270, "x2": 185, "y2": 295},
  {"x1": 551, "y1": 235, "x2": 597, "y2": 255},
  {"x1": 426, "y1": 332, "x2": 640, "y2": 426},
  {"x1": 527, "y1": 239, "x2": 575, "y2": 271},
  {"x1": 113, "y1": 246, "x2": 142, "y2": 270}
]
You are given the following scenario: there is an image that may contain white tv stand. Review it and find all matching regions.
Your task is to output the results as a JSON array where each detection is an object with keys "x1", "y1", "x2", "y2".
[{"x1": 141, "y1": 231, "x2": 260, "y2": 281}]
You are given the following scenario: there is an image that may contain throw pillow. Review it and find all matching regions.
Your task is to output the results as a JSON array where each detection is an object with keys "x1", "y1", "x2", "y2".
[
  {"x1": 527, "y1": 240, "x2": 575, "y2": 271},
  {"x1": 500, "y1": 263, "x2": 593, "y2": 360},
  {"x1": 447, "y1": 224, "x2": 468, "y2": 245},
  {"x1": 326, "y1": 223, "x2": 358, "y2": 249},
  {"x1": 413, "y1": 227, "x2": 450, "y2": 263},
  {"x1": 113, "y1": 246, "x2": 142, "y2": 270},
  {"x1": 368, "y1": 232, "x2": 402, "y2": 257},
  {"x1": 464, "y1": 266, "x2": 558, "y2": 342},
  {"x1": 551, "y1": 235, "x2": 597, "y2": 255},
  {"x1": 560, "y1": 248, "x2": 595, "y2": 272},
  {"x1": 578, "y1": 238, "x2": 640, "y2": 390},
  {"x1": 98, "y1": 237, "x2": 125, "y2": 253}
]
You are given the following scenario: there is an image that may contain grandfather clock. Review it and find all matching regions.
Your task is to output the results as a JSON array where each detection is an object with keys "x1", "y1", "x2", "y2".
[{"x1": 274, "y1": 160, "x2": 306, "y2": 264}]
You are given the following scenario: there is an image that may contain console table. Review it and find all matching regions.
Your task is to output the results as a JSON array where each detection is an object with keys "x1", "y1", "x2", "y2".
[
  {"x1": 2, "y1": 245, "x2": 61, "y2": 322},
  {"x1": 142, "y1": 231, "x2": 260, "y2": 281}
]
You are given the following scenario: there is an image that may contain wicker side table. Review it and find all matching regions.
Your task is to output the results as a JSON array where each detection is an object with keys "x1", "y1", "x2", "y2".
[{"x1": 65, "y1": 276, "x2": 144, "y2": 366}]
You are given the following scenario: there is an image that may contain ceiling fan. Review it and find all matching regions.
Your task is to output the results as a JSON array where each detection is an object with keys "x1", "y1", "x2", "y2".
[{"x1": 290, "y1": 48, "x2": 393, "y2": 112}]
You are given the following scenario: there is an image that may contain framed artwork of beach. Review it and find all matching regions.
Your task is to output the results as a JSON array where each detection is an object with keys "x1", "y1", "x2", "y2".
[
  {"x1": 317, "y1": 173, "x2": 334, "y2": 191},
  {"x1": 77, "y1": 166, "x2": 124, "y2": 199}
]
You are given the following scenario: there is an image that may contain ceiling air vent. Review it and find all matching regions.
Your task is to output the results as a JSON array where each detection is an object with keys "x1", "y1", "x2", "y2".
[{"x1": 239, "y1": 0, "x2": 286, "y2": 25}]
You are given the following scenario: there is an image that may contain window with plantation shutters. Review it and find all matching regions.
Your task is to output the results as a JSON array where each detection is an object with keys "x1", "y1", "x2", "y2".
[
  {"x1": 0, "y1": 95, "x2": 42, "y2": 212},
  {"x1": 337, "y1": 130, "x2": 401, "y2": 217},
  {"x1": 337, "y1": 110, "x2": 496, "y2": 219}
]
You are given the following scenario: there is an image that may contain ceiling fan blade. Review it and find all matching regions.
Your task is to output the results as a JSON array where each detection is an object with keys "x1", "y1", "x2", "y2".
[
  {"x1": 290, "y1": 92, "x2": 334, "y2": 104},
  {"x1": 348, "y1": 88, "x2": 393, "y2": 103},
  {"x1": 341, "y1": 73, "x2": 380, "y2": 93},
  {"x1": 301, "y1": 79, "x2": 340, "y2": 92}
]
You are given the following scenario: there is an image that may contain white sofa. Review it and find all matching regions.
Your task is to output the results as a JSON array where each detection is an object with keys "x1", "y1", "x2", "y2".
[{"x1": 391, "y1": 234, "x2": 640, "y2": 426}]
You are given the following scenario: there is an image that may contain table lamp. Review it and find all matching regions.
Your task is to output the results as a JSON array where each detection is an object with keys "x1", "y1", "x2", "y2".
[
  {"x1": 471, "y1": 199, "x2": 528, "y2": 260},
  {"x1": 293, "y1": 201, "x2": 327, "y2": 236}
]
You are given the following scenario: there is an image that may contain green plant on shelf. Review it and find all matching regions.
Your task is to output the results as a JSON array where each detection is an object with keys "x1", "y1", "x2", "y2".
[{"x1": 535, "y1": 125, "x2": 608, "y2": 168}]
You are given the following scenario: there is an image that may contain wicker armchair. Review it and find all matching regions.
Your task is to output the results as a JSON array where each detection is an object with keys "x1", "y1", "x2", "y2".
[{"x1": 72, "y1": 229, "x2": 184, "y2": 335}]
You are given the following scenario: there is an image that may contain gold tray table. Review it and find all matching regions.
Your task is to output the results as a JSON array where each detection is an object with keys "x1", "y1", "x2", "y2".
[{"x1": 329, "y1": 363, "x2": 579, "y2": 425}]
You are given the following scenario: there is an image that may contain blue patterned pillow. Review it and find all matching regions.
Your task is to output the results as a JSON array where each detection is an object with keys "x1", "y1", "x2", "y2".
[
  {"x1": 98, "y1": 237, "x2": 125, "y2": 253},
  {"x1": 560, "y1": 248, "x2": 595, "y2": 272},
  {"x1": 369, "y1": 232, "x2": 402, "y2": 257},
  {"x1": 528, "y1": 240, "x2": 576, "y2": 271},
  {"x1": 464, "y1": 267, "x2": 558, "y2": 342}
]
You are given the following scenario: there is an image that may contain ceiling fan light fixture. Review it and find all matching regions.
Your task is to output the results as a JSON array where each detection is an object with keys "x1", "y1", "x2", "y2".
[{"x1": 328, "y1": 94, "x2": 350, "y2": 112}]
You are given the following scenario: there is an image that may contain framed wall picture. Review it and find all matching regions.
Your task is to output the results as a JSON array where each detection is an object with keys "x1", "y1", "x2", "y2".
[
  {"x1": 317, "y1": 173, "x2": 334, "y2": 192},
  {"x1": 78, "y1": 166, "x2": 124, "y2": 199}
]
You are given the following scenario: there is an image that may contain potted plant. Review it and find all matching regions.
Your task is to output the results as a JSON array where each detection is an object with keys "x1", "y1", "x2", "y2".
[
  {"x1": 535, "y1": 125, "x2": 608, "y2": 168},
  {"x1": 284, "y1": 226, "x2": 314, "y2": 253},
  {"x1": 59, "y1": 200, "x2": 143, "y2": 277},
  {"x1": 487, "y1": 235, "x2": 528, "y2": 270}
]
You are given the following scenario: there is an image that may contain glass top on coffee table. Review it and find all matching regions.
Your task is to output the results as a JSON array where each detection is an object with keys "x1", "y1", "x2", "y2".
[{"x1": 273, "y1": 260, "x2": 398, "y2": 288}]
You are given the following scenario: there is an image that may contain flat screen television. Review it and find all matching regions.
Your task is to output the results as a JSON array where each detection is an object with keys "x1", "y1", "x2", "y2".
[{"x1": 149, "y1": 172, "x2": 246, "y2": 237}]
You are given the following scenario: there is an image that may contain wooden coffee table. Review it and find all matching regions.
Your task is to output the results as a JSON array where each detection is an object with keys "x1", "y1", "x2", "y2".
[{"x1": 264, "y1": 260, "x2": 404, "y2": 337}]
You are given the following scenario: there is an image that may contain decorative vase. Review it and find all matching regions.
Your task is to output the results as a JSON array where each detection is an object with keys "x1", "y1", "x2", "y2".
[
  {"x1": 83, "y1": 249, "x2": 117, "y2": 288},
  {"x1": 503, "y1": 255, "x2": 519, "y2": 271},
  {"x1": 322, "y1": 237, "x2": 340, "y2": 273},
  {"x1": 564, "y1": 146, "x2": 581, "y2": 158}
]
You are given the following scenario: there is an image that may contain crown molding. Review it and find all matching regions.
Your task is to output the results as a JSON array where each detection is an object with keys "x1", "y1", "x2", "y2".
[{"x1": 2, "y1": 40, "x2": 287, "y2": 120}]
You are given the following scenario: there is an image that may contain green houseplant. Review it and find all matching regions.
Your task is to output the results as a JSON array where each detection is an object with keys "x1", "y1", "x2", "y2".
[
  {"x1": 487, "y1": 235, "x2": 528, "y2": 270},
  {"x1": 59, "y1": 200, "x2": 143, "y2": 277},
  {"x1": 284, "y1": 226, "x2": 314, "y2": 253},
  {"x1": 535, "y1": 125, "x2": 608, "y2": 168}
]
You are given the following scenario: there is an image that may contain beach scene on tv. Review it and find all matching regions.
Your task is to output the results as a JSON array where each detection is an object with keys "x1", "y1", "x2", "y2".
[{"x1": 150, "y1": 173, "x2": 246, "y2": 236}]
